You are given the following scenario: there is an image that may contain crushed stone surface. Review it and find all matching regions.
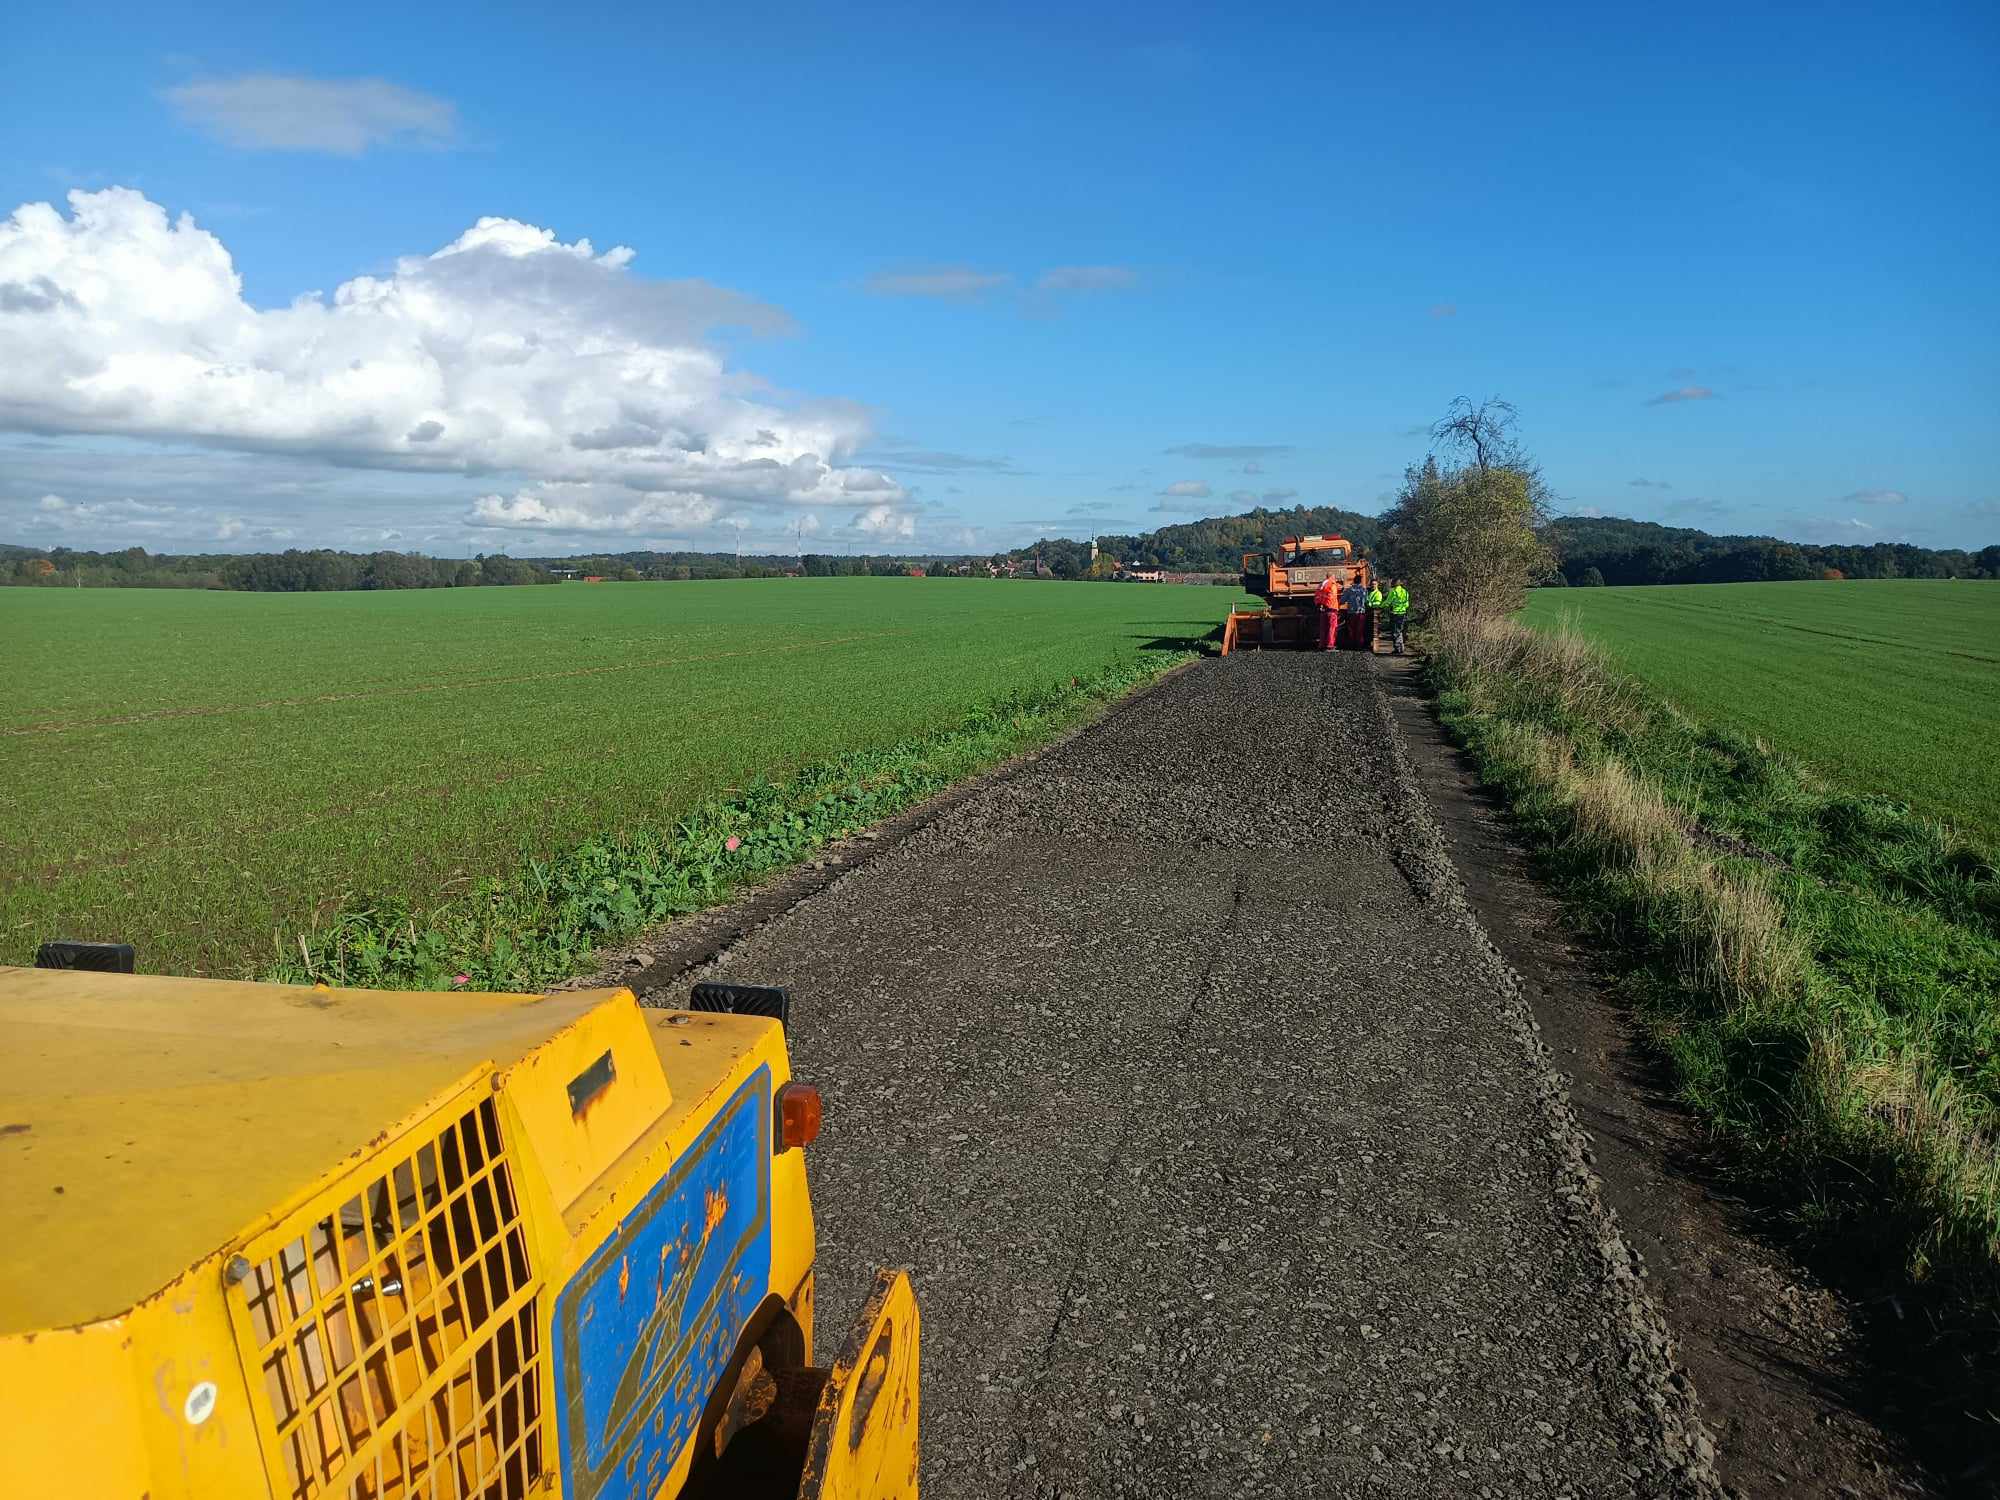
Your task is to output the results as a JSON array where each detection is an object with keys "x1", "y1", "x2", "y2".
[{"x1": 655, "y1": 652, "x2": 1722, "y2": 1498}]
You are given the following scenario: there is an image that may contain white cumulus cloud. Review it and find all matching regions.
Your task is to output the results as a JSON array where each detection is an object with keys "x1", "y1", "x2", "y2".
[
  {"x1": 851, "y1": 503, "x2": 918, "y2": 539},
  {"x1": 466, "y1": 487, "x2": 722, "y2": 534},
  {"x1": 0, "y1": 188, "x2": 901, "y2": 539}
]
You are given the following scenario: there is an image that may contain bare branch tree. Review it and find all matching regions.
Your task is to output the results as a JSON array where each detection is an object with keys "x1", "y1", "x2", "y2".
[
  {"x1": 1382, "y1": 397, "x2": 1557, "y2": 618},
  {"x1": 1430, "y1": 394, "x2": 1557, "y2": 521},
  {"x1": 1431, "y1": 395, "x2": 1519, "y2": 476}
]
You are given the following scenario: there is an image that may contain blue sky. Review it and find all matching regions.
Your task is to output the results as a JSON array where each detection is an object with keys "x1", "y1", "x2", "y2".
[{"x1": 2, "y1": 0, "x2": 1995, "y2": 554}]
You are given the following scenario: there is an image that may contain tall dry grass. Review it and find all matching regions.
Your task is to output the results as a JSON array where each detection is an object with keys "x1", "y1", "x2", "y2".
[
  {"x1": 1829, "y1": 1038, "x2": 2000, "y2": 1273},
  {"x1": 1505, "y1": 717, "x2": 1807, "y2": 1009},
  {"x1": 1426, "y1": 609, "x2": 1658, "y2": 740},
  {"x1": 1424, "y1": 607, "x2": 2000, "y2": 1282}
]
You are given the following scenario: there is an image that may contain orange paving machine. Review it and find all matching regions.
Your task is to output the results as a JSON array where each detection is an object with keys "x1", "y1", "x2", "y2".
[{"x1": 1220, "y1": 535, "x2": 1374, "y2": 656}]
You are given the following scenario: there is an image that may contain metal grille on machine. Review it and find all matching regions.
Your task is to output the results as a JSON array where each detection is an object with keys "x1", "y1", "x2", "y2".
[{"x1": 230, "y1": 1097, "x2": 545, "y2": 1499}]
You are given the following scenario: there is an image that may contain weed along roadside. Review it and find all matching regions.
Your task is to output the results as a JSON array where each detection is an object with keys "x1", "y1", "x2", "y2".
[
  {"x1": 1417, "y1": 613, "x2": 2000, "y2": 1291},
  {"x1": 267, "y1": 650, "x2": 1195, "y2": 993}
]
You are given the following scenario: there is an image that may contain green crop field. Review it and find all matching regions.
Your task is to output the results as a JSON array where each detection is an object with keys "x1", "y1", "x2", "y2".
[
  {"x1": 1, "y1": 579, "x2": 1239, "y2": 976},
  {"x1": 1521, "y1": 581, "x2": 2000, "y2": 846}
]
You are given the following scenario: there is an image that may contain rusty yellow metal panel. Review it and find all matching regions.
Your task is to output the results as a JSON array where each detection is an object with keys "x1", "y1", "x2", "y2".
[
  {"x1": 0, "y1": 1260, "x2": 292, "y2": 1498},
  {"x1": 0, "y1": 1323, "x2": 150, "y2": 1496},
  {"x1": 799, "y1": 1269, "x2": 921, "y2": 1500},
  {"x1": 0, "y1": 969, "x2": 906, "y2": 1499},
  {"x1": 0, "y1": 965, "x2": 602, "y2": 1332},
  {"x1": 216, "y1": 1077, "x2": 548, "y2": 1500},
  {"x1": 500, "y1": 1005, "x2": 810, "y2": 1500},
  {"x1": 502, "y1": 992, "x2": 672, "y2": 1214}
]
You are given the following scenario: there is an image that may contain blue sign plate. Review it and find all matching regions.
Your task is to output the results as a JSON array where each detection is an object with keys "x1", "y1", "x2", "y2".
[{"x1": 554, "y1": 1066, "x2": 772, "y2": 1500}]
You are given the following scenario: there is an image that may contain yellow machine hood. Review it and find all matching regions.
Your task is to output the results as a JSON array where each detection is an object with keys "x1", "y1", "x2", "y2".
[{"x1": 2, "y1": 966, "x2": 615, "y2": 1331}]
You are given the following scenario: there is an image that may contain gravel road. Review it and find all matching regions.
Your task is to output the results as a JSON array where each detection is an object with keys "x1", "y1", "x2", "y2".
[{"x1": 659, "y1": 651, "x2": 1722, "y2": 1498}]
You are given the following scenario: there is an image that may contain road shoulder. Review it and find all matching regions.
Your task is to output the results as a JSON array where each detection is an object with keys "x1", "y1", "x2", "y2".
[{"x1": 1375, "y1": 651, "x2": 1930, "y2": 1499}]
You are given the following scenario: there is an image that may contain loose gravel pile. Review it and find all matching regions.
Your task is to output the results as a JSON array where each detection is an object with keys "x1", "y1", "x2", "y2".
[{"x1": 658, "y1": 651, "x2": 1723, "y2": 1498}]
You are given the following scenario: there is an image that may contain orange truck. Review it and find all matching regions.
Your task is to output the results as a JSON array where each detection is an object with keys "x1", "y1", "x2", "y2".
[{"x1": 1221, "y1": 535, "x2": 1374, "y2": 655}]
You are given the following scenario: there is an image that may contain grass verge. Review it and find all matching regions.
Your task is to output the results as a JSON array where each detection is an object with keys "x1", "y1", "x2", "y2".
[
  {"x1": 1424, "y1": 611, "x2": 1999, "y2": 1291},
  {"x1": 265, "y1": 650, "x2": 1192, "y2": 995}
]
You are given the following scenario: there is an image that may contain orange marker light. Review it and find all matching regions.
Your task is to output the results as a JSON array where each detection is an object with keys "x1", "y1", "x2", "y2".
[{"x1": 775, "y1": 1082, "x2": 822, "y2": 1153}]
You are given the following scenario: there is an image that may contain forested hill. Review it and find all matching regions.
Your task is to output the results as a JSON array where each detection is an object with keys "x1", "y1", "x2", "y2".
[
  {"x1": 1009, "y1": 504, "x2": 1385, "y2": 575},
  {"x1": 1546, "y1": 516, "x2": 2000, "y2": 584},
  {"x1": 1010, "y1": 507, "x2": 1996, "y2": 582}
]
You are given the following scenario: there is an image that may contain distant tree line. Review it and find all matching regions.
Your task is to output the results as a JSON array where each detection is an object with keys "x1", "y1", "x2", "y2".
[
  {"x1": 0, "y1": 543, "x2": 943, "y2": 590},
  {"x1": 1006, "y1": 501, "x2": 1999, "y2": 589},
  {"x1": 217, "y1": 550, "x2": 559, "y2": 590},
  {"x1": 1541, "y1": 518, "x2": 2000, "y2": 586},
  {"x1": 7, "y1": 506, "x2": 1994, "y2": 594},
  {"x1": 545, "y1": 551, "x2": 930, "y2": 580},
  {"x1": 3, "y1": 544, "x2": 229, "y2": 589},
  {"x1": 1, "y1": 545, "x2": 562, "y2": 590},
  {"x1": 797, "y1": 554, "x2": 928, "y2": 577}
]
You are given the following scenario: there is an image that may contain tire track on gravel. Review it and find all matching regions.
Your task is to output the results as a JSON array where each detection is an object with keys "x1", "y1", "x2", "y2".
[{"x1": 1004, "y1": 865, "x2": 1252, "y2": 1497}]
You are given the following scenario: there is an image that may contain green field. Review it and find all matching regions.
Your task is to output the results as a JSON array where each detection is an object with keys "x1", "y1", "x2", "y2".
[
  {"x1": 1521, "y1": 581, "x2": 2000, "y2": 846},
  {"x1": 1432, "y1": 596, "x2": 2000, "y2": 1285},
  {"x1": 2, "y1": 579, "x2": 1237, "y2": 976}
]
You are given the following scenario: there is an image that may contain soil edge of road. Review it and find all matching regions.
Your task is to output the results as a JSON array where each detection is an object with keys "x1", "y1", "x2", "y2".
[
  {"x1": 1376, "y1": 650, "x2": 1934, "y2": 1499},
  {"x1": 1359, "y1": 652, "x2": 1726, "y2": 1496}
]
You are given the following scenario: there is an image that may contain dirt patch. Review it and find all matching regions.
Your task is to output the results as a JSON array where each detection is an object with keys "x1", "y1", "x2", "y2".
[{"x1": 1376, "y1": 651, "x2": 1969, "y2": 1498}]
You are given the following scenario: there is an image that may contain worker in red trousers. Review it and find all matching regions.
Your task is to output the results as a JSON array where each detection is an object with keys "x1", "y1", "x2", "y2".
[{"x1": 1313, "y1": 573, "x2": 1339, "y2": 650}]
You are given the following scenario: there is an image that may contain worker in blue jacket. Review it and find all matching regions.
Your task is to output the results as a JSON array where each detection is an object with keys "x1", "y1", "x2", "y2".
[{"x1": 1339, "y1": 576, "x2": 1371, "y2": 650}]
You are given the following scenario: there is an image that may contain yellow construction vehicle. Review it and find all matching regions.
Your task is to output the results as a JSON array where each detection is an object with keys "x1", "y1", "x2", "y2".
[
  {"x1": 0, "y1": 951, "x2": 918, "y2": 1500},
  {"x1": 1220, "y1": 534, "x2": 1375, "y2": 655}
]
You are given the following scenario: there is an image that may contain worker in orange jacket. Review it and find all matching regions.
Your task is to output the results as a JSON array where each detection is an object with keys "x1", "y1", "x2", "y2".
[{"x1": 1313, "y1": 574, "x2": 1339, "y2": 650}]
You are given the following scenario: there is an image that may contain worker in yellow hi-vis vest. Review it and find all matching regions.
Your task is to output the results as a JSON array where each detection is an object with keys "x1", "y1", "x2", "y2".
[
  {"x1": 1385, "y1": 579, "x2": 1411, "y2": 655},
  {"x1": 1365, "y1": 579, "x2": 1384, "y2": 650}
]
